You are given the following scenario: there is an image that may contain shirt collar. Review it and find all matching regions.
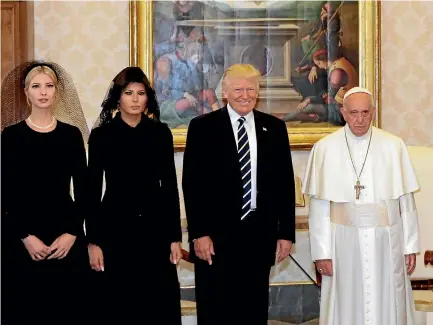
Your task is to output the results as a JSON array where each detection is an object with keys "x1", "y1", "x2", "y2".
[{"x1": 227, "y1": 103, "x2": 254, "y2": 126}]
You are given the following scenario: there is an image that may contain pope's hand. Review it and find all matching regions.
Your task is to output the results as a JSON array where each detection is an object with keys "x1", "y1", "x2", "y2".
[
  {"x1": 405, "y1": 253, "x2": 416, "y2": 275},
  {"x1": 316, "y1": 259, "x2": 333, "y2": 276}
]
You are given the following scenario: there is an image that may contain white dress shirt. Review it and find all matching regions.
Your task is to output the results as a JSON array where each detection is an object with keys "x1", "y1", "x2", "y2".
[{"x1": 227, "y1": 104, "x2": 257, "y2": 209}]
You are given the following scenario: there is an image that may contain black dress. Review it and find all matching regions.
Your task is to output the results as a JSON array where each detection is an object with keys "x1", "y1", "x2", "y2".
[
  {"x1": 86, "y1": 113, "x2": 182, "y2": 323},
  {"x1": 1, "y1": 120, "x2": 89, "y2": 324}
]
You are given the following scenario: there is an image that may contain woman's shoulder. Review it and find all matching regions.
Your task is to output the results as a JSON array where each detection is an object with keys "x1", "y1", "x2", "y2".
[
  {"x1": 145, "y1": 115, "x2": 169, "y2": 130},
  {"x1": 3, "y1": 120, "x2": 27, "y2": 131},
  {"x1": 87, "y1": 121, "x2": 116, "y2": 145},
  {"x1": 149, "y1": 118, "x2": 172, "y2": 140},
  {"x1": 2, "y1": 120, "x2": 27, "y2": 137},
  {"x1": 56, "y1": 120, "x2": 77, "y2": 130},
  {"x1": 91, "y1": 120, "x2": 114, "y2": 135},
  {"x1": 55, "y1": 120, "x2": 83, "y2": 137}
]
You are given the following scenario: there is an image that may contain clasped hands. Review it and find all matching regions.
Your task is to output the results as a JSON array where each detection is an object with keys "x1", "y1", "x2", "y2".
[
  {"x1": 22, "y1": 233, "x2": 76, "y2": 261},
  {"x1": 315, "y1": 253, "x2": 416, "y2": 277},
  {"x1": 194, "y1": 236, "x2": 293, "y2": 265}
]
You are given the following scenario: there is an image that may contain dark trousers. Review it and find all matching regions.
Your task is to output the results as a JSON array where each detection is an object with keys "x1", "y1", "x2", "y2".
[{"x1": 194, "y1": 210, "x2": 274, "y2": 325}]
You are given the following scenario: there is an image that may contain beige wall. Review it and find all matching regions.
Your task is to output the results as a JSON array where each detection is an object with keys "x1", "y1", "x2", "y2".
[
  {"x1": 381, "y1": 1, "x2": 433, "y2": 147},
  {"x1": 34, "y1": 1, "x2": 130, "y2": 131}
]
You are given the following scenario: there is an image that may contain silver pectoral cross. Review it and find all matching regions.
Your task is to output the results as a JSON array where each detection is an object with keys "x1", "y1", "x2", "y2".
[{"x1": 354, "y1": 180, "x2": 365, "y2": 200}]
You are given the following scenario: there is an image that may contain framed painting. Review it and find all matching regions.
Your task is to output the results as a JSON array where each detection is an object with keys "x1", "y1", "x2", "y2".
[{"x1": 129, "y1": 0, "x2": 381, "y2": 150}]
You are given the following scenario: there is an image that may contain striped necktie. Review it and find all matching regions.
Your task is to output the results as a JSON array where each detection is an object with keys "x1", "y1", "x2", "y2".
[{"x1": 237, "y1": 117, "x2": 251, "y2": 220}]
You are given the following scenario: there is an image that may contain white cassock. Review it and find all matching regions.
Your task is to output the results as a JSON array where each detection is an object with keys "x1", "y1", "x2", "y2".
[{"x1": 303, "y1": 124, "x2": 421, "y2": 325}]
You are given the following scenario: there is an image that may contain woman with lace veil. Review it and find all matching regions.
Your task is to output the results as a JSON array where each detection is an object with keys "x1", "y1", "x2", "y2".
[
  {"x1": 86, "y1": 67, "x2": 183, "y2": 323},
  {"x1": 1, "y1": 61, "x2": 90, "y2": 324}
]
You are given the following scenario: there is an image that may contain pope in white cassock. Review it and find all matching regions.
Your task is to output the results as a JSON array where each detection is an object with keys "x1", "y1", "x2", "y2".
[{"x1": 302, "y1": 86, "x2": 420, "y2": 325}]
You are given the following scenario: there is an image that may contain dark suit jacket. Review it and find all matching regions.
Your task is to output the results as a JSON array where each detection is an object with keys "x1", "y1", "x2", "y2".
[{"x1": 182, "y1": 106, "x2": 296, "y2": 265}]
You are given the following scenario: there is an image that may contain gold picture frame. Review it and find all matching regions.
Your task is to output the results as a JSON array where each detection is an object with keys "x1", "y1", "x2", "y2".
[{"x1": 129, "y1": 0, "x2": 381, "y2": 150}]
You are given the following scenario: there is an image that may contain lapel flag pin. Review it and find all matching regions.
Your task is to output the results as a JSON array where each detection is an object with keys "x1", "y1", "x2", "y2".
[{"x1": 263, "y1": 127, "x2": 267, "y2": 131}]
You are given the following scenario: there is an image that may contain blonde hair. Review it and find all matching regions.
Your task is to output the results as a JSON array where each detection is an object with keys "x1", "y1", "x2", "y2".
[
  {"x1": 222, "y1": 64, "x2": 261, "y2": 89},
  {"x1": 24, "y1": 65, "x2": 58, "y2": 107},
  {"x1": 24, "y1": 65, "x2": 58, "y2": 90}
]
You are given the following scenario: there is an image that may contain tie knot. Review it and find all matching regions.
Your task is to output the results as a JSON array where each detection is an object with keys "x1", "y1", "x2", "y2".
[{"x1": 238, "y1": 117, "x2": 246, "y2": 125}]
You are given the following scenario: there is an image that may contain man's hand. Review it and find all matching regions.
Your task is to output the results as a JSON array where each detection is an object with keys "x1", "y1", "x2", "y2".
[
  {"x1": 88, "y1": 244, "x2": 104, "y2": 271},
  {"x1": 316, "y1": 259, "x2": 333, "y2": 276},
  {"x1": 22, "y1": 235, "x2": 51, "y2": 261},
  {"x1": 170, "y1": 242, "x2": 183, "y2": 265},
  {"x1": 47, "y1": 233, "x2": 76, "y2": 260},
  {"x1": 194, "y1": 236, "x2": 215, "y2": 265},
  {"x1": 275, "y1": 240, "x2": 292, "y2": 263},
  {"x1": 405, "y1": 253, "x2": 416, "y2": 275}
]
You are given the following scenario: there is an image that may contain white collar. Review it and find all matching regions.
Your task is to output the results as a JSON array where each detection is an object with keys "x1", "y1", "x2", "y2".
[
  {"x1": 344, "y1": 123, "x2": 372, "y2": 143},
  {"x1": 227, "y1": 103, "x2": 254, "y2": 125}
]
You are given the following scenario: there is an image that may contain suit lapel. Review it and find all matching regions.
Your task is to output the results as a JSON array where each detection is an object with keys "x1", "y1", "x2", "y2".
[
  {"x1": 253, "y1": 109, "x2": 265, "y2": 144},
  {"x1": 253, "y1": 110, "x2": 266, "y2": 189},
  {"x1": 219, "y1": 106, "x2": 239, "y2": 164}
]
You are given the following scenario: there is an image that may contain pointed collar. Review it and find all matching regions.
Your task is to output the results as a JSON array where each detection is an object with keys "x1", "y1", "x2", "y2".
[{"x1": 227, "y1": 103, "x2": 254, "y2": 126}]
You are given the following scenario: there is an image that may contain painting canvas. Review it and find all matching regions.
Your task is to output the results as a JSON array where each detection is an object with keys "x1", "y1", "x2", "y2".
[{"x1": 130, "y1": 0, "x2": 380, "y2": 149}]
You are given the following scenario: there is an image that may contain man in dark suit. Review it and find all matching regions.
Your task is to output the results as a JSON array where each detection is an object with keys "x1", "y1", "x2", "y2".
[{"x1": 182, "y1": 63, "x2": 296, "y2": 325}]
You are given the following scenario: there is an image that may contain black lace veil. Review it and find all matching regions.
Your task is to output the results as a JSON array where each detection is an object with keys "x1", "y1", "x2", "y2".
[{"x1": 93, "y1": 67, "x2": 160, "y2": 129}]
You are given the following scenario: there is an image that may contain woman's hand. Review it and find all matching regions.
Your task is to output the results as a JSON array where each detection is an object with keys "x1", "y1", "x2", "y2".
[
  {"x1": 47, "y1": 233, "x2": 76, "y2": 259},
  {"x1": 22, "y1": 235, "x2": 51, "y2": 261},
  {"x1": 88, "y1": 244, "x2": 105, "y2": 271}
]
